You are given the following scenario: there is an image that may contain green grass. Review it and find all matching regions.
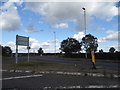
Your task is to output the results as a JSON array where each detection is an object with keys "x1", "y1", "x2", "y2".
[
  {"x1": 12, "y1": 61, "x2": 63, "y2": 67},
  {"x1": 2, "y1": 56, "x2": 13, "y2": 60},
  {"x1": 50, "y1": 55, "x2": 120, "y2": 63},
  {"x1": 5, "y1": 60, "x2": 89, "y2": 72},
  {"x1": 50, "y1": 55, "x2": 90, "y2": 61}
]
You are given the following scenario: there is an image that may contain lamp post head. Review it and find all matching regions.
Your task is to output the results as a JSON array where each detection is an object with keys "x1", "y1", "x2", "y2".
[{"x1": 82, "y1": 8, "x2": 85, "y2": 10}]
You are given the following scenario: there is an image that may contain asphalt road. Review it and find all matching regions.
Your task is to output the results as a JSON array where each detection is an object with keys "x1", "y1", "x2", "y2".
[
  {"x1": 2, "y1": 56, "x2": 120, "y2": 89},
  {"x1": 2, "y1": 71, "x2": 119, "y2": 89},
  {"x1": 3, "y1": 56, "x2": 119, "y2": 70}
]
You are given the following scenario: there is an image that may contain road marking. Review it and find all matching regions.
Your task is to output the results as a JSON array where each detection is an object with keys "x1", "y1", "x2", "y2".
[
  {"x1": 1, "y1": 69, "x2": 119, "y2": 78},
  {"x1": 0, "y1": 70, "x2": 8, "y2": 72},
  {"x1": 0, "y1": 74, "x2": 43, "y2": 80},
  {"x1": 25, "y1": 70, "x2": 32, "y2": 73},
  {"x1": 55, "y1": 85, "x2": 119, "y2": 89},
  {"x1": 42, "y1": 85, "x2": 119, "y2": 89}
]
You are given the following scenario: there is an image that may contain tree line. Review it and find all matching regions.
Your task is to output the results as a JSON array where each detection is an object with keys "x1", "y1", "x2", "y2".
[
  {"x1": 60, "y1": 34, "x2": 117, "y2": 54},
  {"x1": 0, "y1": 45, "x2": 12, "y2": 56},
  {"x1": 0, "y1": 34, "x2": 118, "y2": 56}
]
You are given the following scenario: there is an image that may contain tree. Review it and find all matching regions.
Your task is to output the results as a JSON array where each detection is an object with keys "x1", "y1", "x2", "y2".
[
  {"x1": 81, "y1": 34, "x2": 98, "y2": 53},
  {"x1": 99, "y1": 49, "x2": 104, "y2": 53},
  {"x1": 38, "y1": 47, "x2": 44, "y2": 55},
  {"x1": 2, "y1": 46, "x2": 12, "y2": 56},
  {"x1": 60, "y1": 38, "x2": 81, "y2": 54},
  {"x1": 109, "y1": 47, "x2": 115, "y2": 53},
  {"x1": 0, "y1": 45, "x2": 2, "y2": 56}
]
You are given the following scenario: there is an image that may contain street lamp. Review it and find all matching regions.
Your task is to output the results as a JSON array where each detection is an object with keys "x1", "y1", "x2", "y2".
[
  {"x1": 82, "y1": 7, "x2": 87, "y2": 59},
  {"x1": 53, "y1": 31, "x2": 56, "y2": 56}
]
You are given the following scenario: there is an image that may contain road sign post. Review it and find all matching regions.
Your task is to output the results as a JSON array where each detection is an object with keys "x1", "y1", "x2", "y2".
[
  {"x1": 16, "y1": 44, "x2": 18, "y2": 64},
  {"x1": 16, "y1": 35, "x2": 29, "y2": 64},
  {"x1": 27, "y1": 46, "x2": 30, "y2": 63}
]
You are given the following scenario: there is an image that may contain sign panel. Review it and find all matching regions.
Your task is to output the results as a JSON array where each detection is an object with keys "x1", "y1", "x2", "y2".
[
  {"x1": 16, "y1": 35, "x2": 29, "y2": 46},
  {"x1": 17, "y1": 36, "x2": 29, "y2": 42},
  {"x1": 17, "y1": 41, "x2": 29, "y2": 46}
]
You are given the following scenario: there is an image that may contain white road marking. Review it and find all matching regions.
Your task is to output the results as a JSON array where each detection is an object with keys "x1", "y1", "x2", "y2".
[
  {"x1": 10, "y1": 70, "x2": 15, "y2": 72},
  {"x1": 54, "y1": 85, "x2": 119, "y2": 89},
  {"x1": 0, "y1": 70, "x2": 8, "y2": 72},
  {"x1": 1, "y1": 69, "x2": 119, "y2": 78},
  {"x1": 0, "y1": 74, "x2": 43, "y2": 80},
  {"x1": 25, "y1": 70, "x2": 32, "y2": 73}
]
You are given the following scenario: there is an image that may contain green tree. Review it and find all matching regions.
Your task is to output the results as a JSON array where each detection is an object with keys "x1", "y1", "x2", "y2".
[
  {"x1": 2, "y1": 46, "x2": 12, "y2": 56},
  {"x1": 99, "y1": 49, "x2": 104, "y2": 53},
  {"x1": 109, "y1": 47, "x2": 115, "y2": 53},
  {"x1": 38, "y1": 47, "x2": 44, "y2": 55},
  {"x1": 81, "y1": 34, "x2": 98, "y2": 53},
  {"x1": 0, "y1": 45, "x2": 2, "y2": 56},
  {"x1": 60, "y1": 38, "x2": 81, "y2": 54}
]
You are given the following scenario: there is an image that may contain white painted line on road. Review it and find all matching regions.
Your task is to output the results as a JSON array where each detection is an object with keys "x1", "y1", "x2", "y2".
[
  {"x1": 43, "y1": 85, "x2": 119, "y2": 89},
  {"x1": 38, "y1": 71, "x2": 119, "y2": 78},
  {"x1": 55, "y1": 85, "x2": 119, "y2": 89},
  {"x1": 87, "y1": 85, "x2": 119, "y2": 88},
  {"x1": 0, "y1": 70, "x2": 8, "y2": 72},
  {"x1": 15, "y1": 70, "x2": 23, "y2": 72},
  {"x1": 10, "y1": 70, "x2": 15, "y2": 72},
  {"x1": 1, "y1": 69, "x2": 119, "y2": 78},
  {"x1": 25, "y1": 70, "x2": 32, "y2": 73},
  {"x1": 0, "y1": 74, "x2": 43, "y2": 80},
  {"x1": 113, "y1": 74, "x2": 119, "y2": 78},
  {"x1": 56, "y1": 72, "x2": 64, "y2": 74}
]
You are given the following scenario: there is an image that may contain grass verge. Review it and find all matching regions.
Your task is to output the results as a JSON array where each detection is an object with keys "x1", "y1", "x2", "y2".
[
  {"x1": 4, "y1": 60, "x2": 88, "y2": 72},
  {"x1": 50, "y1": 55, "x2": 120, "y2": 63},
  {"x1": 2, "y1": 56, "x2": 13, "y2": 60},
  {"x1": 11, "y1": 61, "x2": 64, "y2": 67}
]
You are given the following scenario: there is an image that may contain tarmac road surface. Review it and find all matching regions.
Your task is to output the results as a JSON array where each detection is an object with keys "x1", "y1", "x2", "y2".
[
  {"x1": 1, "y1": 56, "x2": 120, "y2": 89},
  {"x1": 2, "y1": 71, "x2": 119, "y2": 89}
]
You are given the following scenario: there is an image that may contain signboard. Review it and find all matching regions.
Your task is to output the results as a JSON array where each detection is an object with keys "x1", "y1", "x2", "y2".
[
  {"x1": 16, "y1": 35, "x2": 30, "y2": 64},
  {"x1": 16, "y1": 35, "x2": 29, "y2": 46}
]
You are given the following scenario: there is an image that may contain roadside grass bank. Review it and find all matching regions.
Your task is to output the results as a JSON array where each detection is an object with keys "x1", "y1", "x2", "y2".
[
  {"x1": 2, "y1": 60, "x2": 118, "y2": 75},
  {"x1": 48, "y1": 55, "x2": 120, "y2": 63},
  {"x1": 1, "y1": 55, "x2": 120, "y2": 63},
  {"x1": 12, "y1": 61, "x2": 63, "y2": 67},
  {"x1": 3, "y1": 60, "x2": 88, "y2": 72},
  {"x1": 2, "y1": 56, "x2": 14, "y2": 60}
]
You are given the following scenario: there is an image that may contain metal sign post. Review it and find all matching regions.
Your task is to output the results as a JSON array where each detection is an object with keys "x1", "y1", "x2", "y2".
[
  {"x1": 28, "y1": 47, "x2": 29, "y2": 63},
  {"x1": 16, "y1": 35, "x2": 18, "y2": 64},
  {"x1": 16, "y1": 35, "x2": 29, "y2": 64},
  {"x1": 16, "y1": 44, "x2": 18, "y2": 64},
  {"x1": 27, "y1": 46, "x2": 30, "y2": 63}
]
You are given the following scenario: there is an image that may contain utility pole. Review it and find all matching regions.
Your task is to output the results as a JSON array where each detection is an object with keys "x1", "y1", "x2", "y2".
[{"x1": 82, "y1": 7, "x2": 87, "y2": 59}]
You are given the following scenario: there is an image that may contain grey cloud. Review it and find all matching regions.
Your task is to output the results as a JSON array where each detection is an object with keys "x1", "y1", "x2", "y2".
[{"x1": 25, "y1": 23, "x2": 38, "y2": 33}]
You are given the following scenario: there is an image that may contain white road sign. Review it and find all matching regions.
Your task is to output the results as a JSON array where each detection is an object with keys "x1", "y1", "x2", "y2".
[
  {"x1": 16, "y1": 35, "x2": 29, "y2": 46},
  {"x1": 16, "y1": 35, "x2": 30, "y2": 64}
]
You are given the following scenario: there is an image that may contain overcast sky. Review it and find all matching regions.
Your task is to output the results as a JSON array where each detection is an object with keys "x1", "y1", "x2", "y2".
[{"x1": 0, "y1": 0, "x2": 119, "y2": 53}]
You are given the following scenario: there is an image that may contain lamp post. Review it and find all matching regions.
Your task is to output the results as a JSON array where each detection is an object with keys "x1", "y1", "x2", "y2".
[
  {"x1": 82, "y1": 7, "x2": 87, "y2": 59},
  {"x1": 53, "y1": 31, "x2": 56, "y2": 56}
]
